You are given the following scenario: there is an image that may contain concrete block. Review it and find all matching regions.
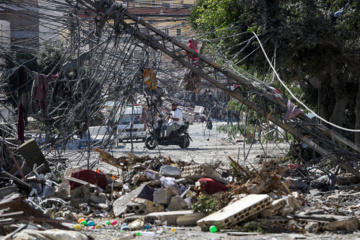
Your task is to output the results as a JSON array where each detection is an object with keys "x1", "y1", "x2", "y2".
[
  {"x1": 325, "y1": 216, "x2": 359, "y2": 231},
  {"x1": 113, "y1": 184, "x2": 153, "y2": 217},
  {"x1": 182, "y1": 164, "x2": 228, "y2": 184},
  {"x1": 261, "y1": 198, "x2": 287, "y2": 218},
  {"x1": 295, "y1": 213, "x2": 358, "y2": 231},
  {"x1": 258, "y1": 218, "x2": 290, "y2": 232},
  {"x1": 125, "y1": 198, "x2": 163, "y2": 215},
  {"x1": 168, "y1": 195, "x2": 188, "y2": 211},
  {"x1": 160, "y1": 165, "x2": 181, "y2": 178},
  {"x1": 176, "y1": 212, "x2": 206, "y2": 226},
  {"x1": 197, "y1": 194, "x2": 272, "y2": 229},
  {"x1": 18, "y1": 138, "x2": 50, "y2": 172},
  {"x1": 286, "y1": 195, "x2": 301, "y2": 210},
  {"x1": 153, "y1": 188, "x2": 171, "y2": 205},
  {"x1": 146, "y1": 210, "x2": 194, "y2": 225}
]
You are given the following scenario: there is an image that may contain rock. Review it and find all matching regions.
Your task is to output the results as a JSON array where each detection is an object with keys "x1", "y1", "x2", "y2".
[
  {"x1": 305, "y1": 222, "x2": 319, "y2": 233},
  {"x1": 153, "y1": 188, "x2": 172, "y2": 205},
  {"x1": 168, "y1": 195, "x2": 188, "y2": 211},
  {"x1": 128, "y1": 217, "x2": 145, "y2": 230},
  {"x1": 159, "y1": 165, "x2": 181, "y2": 178},
  {"x1": 70, "y1": 184, "x2": 90, "y2": 208}
]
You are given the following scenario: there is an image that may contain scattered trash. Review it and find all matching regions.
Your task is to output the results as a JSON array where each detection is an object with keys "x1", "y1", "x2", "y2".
[{"x1": 1, "y1": 140, "x2": 360, "y2": 239}]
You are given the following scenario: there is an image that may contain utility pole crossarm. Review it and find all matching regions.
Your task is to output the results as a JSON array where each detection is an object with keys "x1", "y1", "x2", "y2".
[{"x1": 73, "y1": 1, "x2": 360, "y2": 171}]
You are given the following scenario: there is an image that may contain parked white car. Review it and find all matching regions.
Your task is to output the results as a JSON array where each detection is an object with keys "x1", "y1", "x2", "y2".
[{"x1": 117, "y1": 105, "x2": 147, "y2": 142}]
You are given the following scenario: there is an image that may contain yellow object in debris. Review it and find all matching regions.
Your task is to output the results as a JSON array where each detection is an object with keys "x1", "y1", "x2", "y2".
[{"x1": 74, "y1": 224, "x2": 82, "y2": 230}]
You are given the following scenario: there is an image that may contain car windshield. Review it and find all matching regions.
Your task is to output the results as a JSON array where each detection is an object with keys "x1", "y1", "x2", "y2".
[{"x1": 120, "y1": 114, "x2": 143, "y2": 124}]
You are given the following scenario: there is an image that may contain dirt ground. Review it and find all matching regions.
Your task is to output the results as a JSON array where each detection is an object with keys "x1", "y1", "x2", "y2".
[{"x1": 64, "y1": 121, "x2": 290, "y2": 173}]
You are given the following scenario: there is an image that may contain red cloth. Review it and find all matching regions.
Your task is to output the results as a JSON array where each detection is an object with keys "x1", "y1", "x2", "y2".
[
  {"x1": 70, "y1": 170, "x2": 107, "y2": 191},
  {"x1": 35, "y1": 74, "x2": 49, "y2": 101},
  {"x1": 17, "y1": 102, "x2": 25, "y2": 144},
  {"x1": 187, "y1": 39, "x2": 198, "y2": 62},
  {"x1": 198, "y1": 178, "x2": 228, "y2": 195}
]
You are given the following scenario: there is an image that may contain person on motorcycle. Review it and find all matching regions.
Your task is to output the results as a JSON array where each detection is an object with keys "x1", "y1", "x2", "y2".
[{"x1": 161, "y1": 103, "x2": 183, "y2": 139}]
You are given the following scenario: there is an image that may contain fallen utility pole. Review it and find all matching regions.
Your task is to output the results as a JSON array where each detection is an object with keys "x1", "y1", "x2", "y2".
[{"x1": 72, "y1": 0, "x2": 360, "y2": 174}]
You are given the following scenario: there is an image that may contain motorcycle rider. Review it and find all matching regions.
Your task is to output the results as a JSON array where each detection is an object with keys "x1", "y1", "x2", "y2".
[{"x1": 161, "y1": 103, "x2": 183, "y2": 139}]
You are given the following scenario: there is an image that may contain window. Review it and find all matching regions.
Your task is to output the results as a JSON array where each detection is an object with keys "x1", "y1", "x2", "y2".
[{"x1": 176, "y1": 29, "x2": 181, "y2": 36}]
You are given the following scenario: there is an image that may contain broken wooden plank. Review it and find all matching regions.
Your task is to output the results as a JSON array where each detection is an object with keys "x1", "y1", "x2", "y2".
[{"x1": 65, "y1": 176, "x2": 104, "y2": 191}]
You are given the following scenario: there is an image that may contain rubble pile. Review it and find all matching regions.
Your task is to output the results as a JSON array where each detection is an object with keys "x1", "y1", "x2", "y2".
[{"x1": 1, "y1": 139, "x2": 360, "y2": 239}]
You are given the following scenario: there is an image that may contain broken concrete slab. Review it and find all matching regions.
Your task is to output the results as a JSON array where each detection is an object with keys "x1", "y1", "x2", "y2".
[
  {"x1": 125, "y1": 198, "x2": 163, "y2": 215},
  {"x1": 18, "y1": 138, "x2": 50, "y2": 173},
  {"x1": 295, "y1": 213, "x2": 359, "y2": 231},
  {"x1": 113, "y1": 184, "x2": 153, "y2": 217},
  {"x1": 197, "y1": 194, "x2": 272, "y2": 229},
  {"x1": 146, "y1": 210, "x2": 194, "y2": 225},
  {"x1": 182, "y1": 164, "x2": 228, "y2": 184},
  {"x1": 325, "y1": 217, "x2": 359, "y2": 231},
  {"x1": 260, "y1": 198, "x2": 287, "y2": 218},
  {"x1": 176, "y1": 212, "x2": 205, "y2": 226},
  {"x1": 159, "y1": 165, "x2": 181, "y2": 178},
  {"x1": 168, "y1": 195, "x2": 188, "y2": 211}
]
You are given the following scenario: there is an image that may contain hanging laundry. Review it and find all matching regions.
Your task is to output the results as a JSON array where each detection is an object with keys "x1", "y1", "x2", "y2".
[
  {"x1": 17, "y1": 102, "x2": 25, "y2": 144},
  {"x1": 186, "y1": 39, "x2": 199, "y2": 63},
  {"x1": 143, "y1": 68, "x2": 157, "y2": 90},
  {"x1": 32, "y1": 72, "x2": 58, "y2": 112},
  {"x1": 283, "y1": 100, "x2": 304, "y2": 121},
  {"x1": 18, "y1": 66, "x2": 32, "y2": 125}
]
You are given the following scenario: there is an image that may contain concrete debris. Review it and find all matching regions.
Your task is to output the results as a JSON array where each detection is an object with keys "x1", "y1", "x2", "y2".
[
  {"x1": 197, "y1": 194, "x2": 272, "y2": 229},
  {"x1": 159, "y1": 165, "x2": 182, "y2": 178},
  {"x1": 2, "y1": 143, "x2": 360, "y2": 239}
]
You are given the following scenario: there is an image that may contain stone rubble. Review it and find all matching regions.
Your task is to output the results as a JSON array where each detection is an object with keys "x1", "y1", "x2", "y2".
[{"x1": 1, "y1": 140, "x2": 360, "y2": 240}]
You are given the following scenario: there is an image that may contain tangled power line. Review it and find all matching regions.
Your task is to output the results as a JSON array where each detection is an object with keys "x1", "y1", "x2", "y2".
[{"x1": 0, "y1": 0, "x2": 357, "y2": 173}]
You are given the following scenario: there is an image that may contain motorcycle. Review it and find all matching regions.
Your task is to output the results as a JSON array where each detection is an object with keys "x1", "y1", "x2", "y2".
[{"x1": 145, "y1": 116, "x2": 192, "y2": 150}]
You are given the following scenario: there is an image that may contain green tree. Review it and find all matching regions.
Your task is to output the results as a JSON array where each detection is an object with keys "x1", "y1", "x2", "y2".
[
  {"x1": 190, "y1": 0, "x2": 360, "y2": 143},
  {"x1": 37, "y1": 42, "x2": 64, "y2": 74}
]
